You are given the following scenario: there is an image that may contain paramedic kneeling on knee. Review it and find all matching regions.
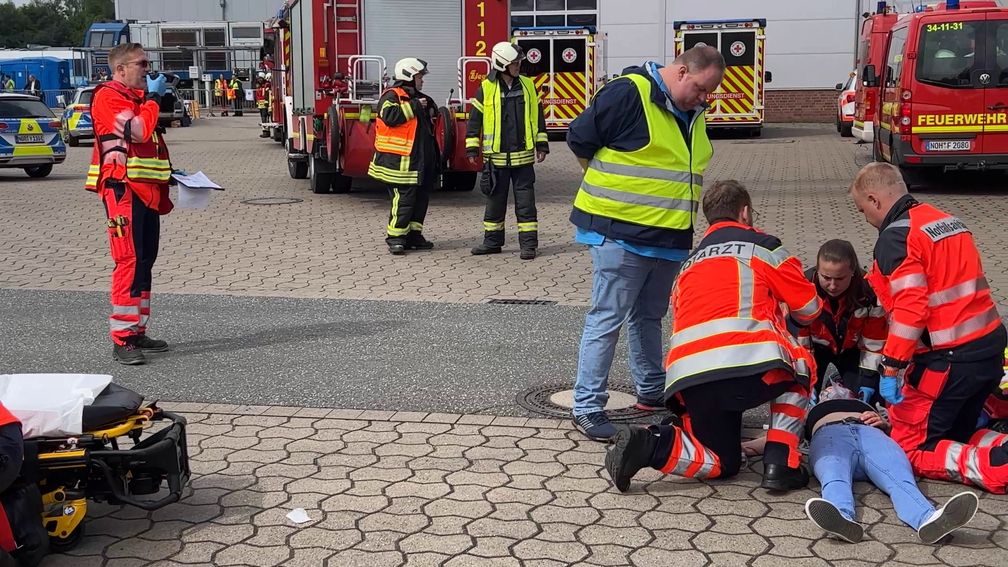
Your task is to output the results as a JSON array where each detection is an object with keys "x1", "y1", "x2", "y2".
[{"x1": 850, "y1": 162, "x2": 1008, "y2": 493}]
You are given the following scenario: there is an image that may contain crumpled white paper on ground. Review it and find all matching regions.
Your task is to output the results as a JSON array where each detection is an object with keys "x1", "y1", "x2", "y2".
[{"x1": 286, "y1": 508, "x2": 312, "y2": 524}]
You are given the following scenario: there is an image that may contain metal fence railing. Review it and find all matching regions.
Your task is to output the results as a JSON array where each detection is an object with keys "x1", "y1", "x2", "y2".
[{"x1": 8, "y1": 87, "x2": 266, "y2": 122}]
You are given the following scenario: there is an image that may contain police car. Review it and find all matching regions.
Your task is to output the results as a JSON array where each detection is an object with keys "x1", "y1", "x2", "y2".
[
  {"x1": 61, "y1": 85, "x2": 96, "y2": 147},
  {"x1": 0, "y1": 93, "x2": 66, "y2": 178}
]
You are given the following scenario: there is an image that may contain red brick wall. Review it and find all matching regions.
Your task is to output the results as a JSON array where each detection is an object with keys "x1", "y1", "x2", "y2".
[{"x1": 764, "y1": 89, "x2": 837, "y2": 123}]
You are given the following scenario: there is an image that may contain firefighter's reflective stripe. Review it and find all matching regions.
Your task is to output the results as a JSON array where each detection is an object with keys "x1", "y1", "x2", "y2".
[
  {"x1": 971, "y1": 429, "x2": 1008, "y2": 448},
  {"x1": 573, "y1": 73, "x2": 708, "y2": 232},
  {"x1": 487, "y1": 149, "x2": 534, "y2": 166},
  {"x1": 668, "y1": 341, "x2": 793, "y2": 383},
  {"x1": 890, "y1": 273, "x2": 928, "y2": 293},
  {"x1": 660, "y1": 421, "x2": 722, "y2": 479},
  {"x1": 587, "y1": 158, "x2": 702, "y2": 186},
  {"x1": 85, "y1": 164, "x2": 101, "y2": 191},
  {"x1": 479, "y1": 75, "x2": 541, "y2": 154},
  {"x1": 768, "y1": 386, "x2": 809, "y2": 468},
  {"x1": 484, "y1": 221, "x2": 504, "y2": 232},
  {"x1": 929, "y1": 307, "x2": 1002, "y2": 346},
  {"x1": 374, "y1": 87, "x2": 417, "y2": 156},
  {"x1": 517, "y1": 221, "x2": 538, "y2": 233},
  {"x1": 387, "y1": 188, "x2": 409, "y2": 236},
  {"x1": 791, "y1": 296, "x2": 821, "y2": 324},
  {"x1": 125, "y1": 156, "x2": 172, "y2": 182},
  {"x1": 941, "y1": 441, "x2": 990, "y2": 489},
  {"x1": 929, "y1": 277, "x2": 989, "y2": 307},
  {"x1": 367, "y1": 160, "x2": 419, "y2": 185}
]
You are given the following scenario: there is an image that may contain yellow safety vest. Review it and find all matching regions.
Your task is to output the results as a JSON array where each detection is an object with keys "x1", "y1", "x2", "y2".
[
  {"x1": 468, "y1": 75, "x2": 545, "y2": 167},
  {"x1": 572, "y1": 73, "x2": 711, "y2": 231}
]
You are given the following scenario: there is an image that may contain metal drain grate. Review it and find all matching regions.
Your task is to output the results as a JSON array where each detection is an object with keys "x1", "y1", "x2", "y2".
[
  {"x1": 487, "y1": 299, "x2": 557, "y2": 305},
  {"x1": 516, "y1": 384, "x2": 652, "y2": 420},
  {"x1": 241, "y1": 197, "x2": 304, "y2": 205}
]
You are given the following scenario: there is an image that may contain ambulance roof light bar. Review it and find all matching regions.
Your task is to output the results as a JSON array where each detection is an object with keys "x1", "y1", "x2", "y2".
[{"x1": 673, "y1": 19, "x2": 767, "y2": 31}]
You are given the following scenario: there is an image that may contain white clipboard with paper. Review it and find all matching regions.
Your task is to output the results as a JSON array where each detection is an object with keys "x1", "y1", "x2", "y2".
[{"x1": 171, "y1": 171, "x2": 224, "y2": 209}]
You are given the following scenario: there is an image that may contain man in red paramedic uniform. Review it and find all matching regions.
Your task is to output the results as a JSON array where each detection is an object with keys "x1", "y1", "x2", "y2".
[
  {"x1": 85, "y1": 42, "x2": 174, "y2": 366},
  {"x1": 850, "y1": 162, "x2": 1008, "y2": 493},
  {"x1": 605, "y1": 180, "x2": 821, "y2": 493}
]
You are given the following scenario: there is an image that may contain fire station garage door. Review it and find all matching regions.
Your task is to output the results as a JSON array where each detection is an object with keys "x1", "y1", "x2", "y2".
[{"x1": 364, "y1": 1, "x2": 461, "y2": 103}]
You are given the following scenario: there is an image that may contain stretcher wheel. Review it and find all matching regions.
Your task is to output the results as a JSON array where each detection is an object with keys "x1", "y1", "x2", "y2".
[{"x1": 49, "y1": 523, "x2": 84, "y2": 552}]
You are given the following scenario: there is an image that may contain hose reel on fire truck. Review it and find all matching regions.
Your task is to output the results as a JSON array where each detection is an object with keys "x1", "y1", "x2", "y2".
[
  {"x1": 327, "y1": 103, "x2": 341, "y2": 163},
  {"x1": 437, "y1": 106, "x2": 455, "y2": 167}
]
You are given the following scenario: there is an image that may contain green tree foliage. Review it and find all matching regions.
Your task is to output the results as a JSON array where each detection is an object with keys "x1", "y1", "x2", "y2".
[{"x1": 0, "y1": 0, "x2": 114, "y2": 48}]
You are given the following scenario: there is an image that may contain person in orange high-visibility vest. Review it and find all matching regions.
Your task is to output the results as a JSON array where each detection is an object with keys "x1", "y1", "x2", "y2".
[
  {"x1": 850, "y1": 162, "x2": 1008, "y2": 493},
  {"x1": 367, "y1": 57, "x2": 438, "y2": 255},
  {"x1": 605, "y1": 180, "x2": 822, "y2": 494},
  {"x1": 85, "y1": 43, "x2": 174, "y2": 366}
]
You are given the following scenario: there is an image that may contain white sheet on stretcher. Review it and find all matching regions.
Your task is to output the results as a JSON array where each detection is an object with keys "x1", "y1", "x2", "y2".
[{"x1": 0, "y1": 374, "x2": 113, "y2": 438}]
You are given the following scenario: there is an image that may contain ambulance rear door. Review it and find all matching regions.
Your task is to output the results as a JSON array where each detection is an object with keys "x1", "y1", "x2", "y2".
[
  {"x1": 516, "y1": 33, "x2": 553, "y2": 126},
  {"x1": 675, "y1": 19, "x2": 765, "y2": 127},
  {"x1": 516, "y1": 27, "x2": 591, "y2": 132}
]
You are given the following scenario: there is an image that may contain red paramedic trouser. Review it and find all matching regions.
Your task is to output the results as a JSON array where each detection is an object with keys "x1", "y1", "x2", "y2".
[
  {"x1": 101, "y1": 181, "x2": 160, "y2": 345},
  {"x1": 655, "y1": 369, "x2": 810, "y2": 479},
  {"x1": 889, "y1": 352, "x2": 1008, "y2": 493}
]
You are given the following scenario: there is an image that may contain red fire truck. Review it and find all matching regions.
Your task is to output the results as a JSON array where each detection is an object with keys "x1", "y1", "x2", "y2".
[
  {"x1": 852, "y1": 3, "x2": 898, "y2": 143},
  {"x1": 273, "y1": 0, "x2": 507, "y2": 194},
  {"x1": 867, "y1": 0, "x2": 1008, "y2": 184}
]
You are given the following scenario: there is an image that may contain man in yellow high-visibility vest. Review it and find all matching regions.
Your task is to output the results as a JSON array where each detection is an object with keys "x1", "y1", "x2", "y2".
[{"x1": 567, "y1": 46, "x2": 725, "y2": 441}]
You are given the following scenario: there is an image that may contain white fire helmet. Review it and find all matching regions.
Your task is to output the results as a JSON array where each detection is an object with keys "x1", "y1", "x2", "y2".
[
  {"x1": 491, "y1": 42, "x2": 524, "y2": 72},
  {"x1": 393, "y1": 57, "x2": 429, "y2": 81}
]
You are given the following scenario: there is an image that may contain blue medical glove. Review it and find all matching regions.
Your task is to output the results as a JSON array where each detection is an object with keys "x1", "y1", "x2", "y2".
[
  {"x1": 146, "y1": 73, "x2": 167, "y2": 97},
  {"x1": 879, "y1": 374, "x2": 904, "y2": 405},
  {"x1": 859, "y1": 387, "x2": 876, "y2": 404}
]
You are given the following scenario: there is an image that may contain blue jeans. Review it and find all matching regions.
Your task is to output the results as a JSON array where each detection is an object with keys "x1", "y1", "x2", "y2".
[
  {"x1": 810, "y1": 422, "x2": 936, "y2": 529},
  {"x1": 572, "y1": 240, "x2": 681, "y2": 416}
]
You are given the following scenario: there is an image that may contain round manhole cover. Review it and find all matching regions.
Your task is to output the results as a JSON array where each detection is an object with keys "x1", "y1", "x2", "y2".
[
  {"x1": 517, "y1": 384, "x2": 654, "y2": 421},
  {"x1": 241, "y1": 197, "x2": 304, "y2": 205}
]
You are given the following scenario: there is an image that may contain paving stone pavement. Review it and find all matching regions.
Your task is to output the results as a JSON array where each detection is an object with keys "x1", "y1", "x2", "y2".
[
  {"x1": 5, "y1": 118, "x2": 1008, "y2": 566},
  {"x1": 37, "y1": 405, "x2": 1007, "y2": 567},
  {"x1": 0, "y1": 118, "x2": 1006, "y2": 308}
]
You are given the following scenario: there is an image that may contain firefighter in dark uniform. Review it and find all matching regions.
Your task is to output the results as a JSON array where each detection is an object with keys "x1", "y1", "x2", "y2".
[
  {"x1": 466, "y1": 41, "x2": 549, "y2": 260},
  {"x1": 255, "y1": 77, "x2": 271, "y2": 138},
  {"x1": 368, "y1": 57, "x2": 439, "y2": 255}
]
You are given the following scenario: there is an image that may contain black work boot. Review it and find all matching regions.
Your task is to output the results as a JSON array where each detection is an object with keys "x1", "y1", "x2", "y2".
[
  {"x1": 605, "y1": 425, "x2": 658, "y2": 493},
  {"x1": 761, "y1": 463, "x2": 809, "y2": 492},
  {"x1": 405, "y1": 232, "x2": 434, "y2": 250},
  {"x1": 520, "y1": 248, "x2": 537, "y2": 260},
  {"x1": 471, "y1": 244, "x2": 502, "y2": 255},
  {"x1": 135, "y1": 335, "x2": 169, "y2": 352},
  {"x1": 113, "y1": 340, "x2": 146, "y2": 366},
  {"x1": 387, "y1": 238, "x2": 406, "y2": 255}
]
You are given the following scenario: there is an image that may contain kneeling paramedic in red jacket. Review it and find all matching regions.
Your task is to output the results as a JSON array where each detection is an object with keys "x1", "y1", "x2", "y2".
[
  {"x1": 85, "y1": 42, "x2": 174, "y2": 366},
  {"x1": 796, "y1": 239, "x2": 887, "y2": 406},
  {"x1": 850, "y1": 162, "x2": 1008, "y2": 493},
  {"x1": 605, "y1": 180, "x2": 822, "y2": 493},
  {"x1": 0, "y1": 403, "x2": 48, "y2": 566}
]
